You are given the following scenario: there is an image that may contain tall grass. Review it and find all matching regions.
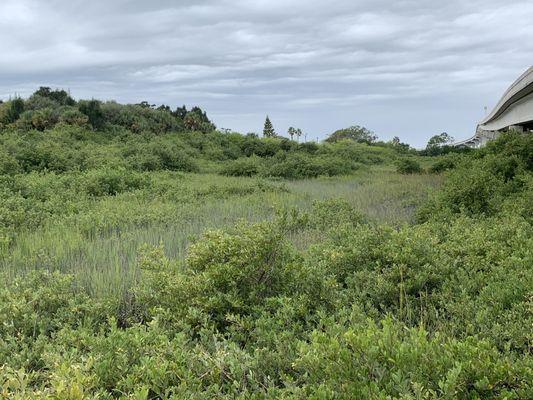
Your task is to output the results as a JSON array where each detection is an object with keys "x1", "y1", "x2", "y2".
[{"x1": 1, "y1": 167, "x2": 441, "y2": 296}]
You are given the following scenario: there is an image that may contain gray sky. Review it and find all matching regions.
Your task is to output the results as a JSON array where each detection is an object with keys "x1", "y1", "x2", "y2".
[{"x1": 1, "y1": 0, "x2": 532, "y2": 147}]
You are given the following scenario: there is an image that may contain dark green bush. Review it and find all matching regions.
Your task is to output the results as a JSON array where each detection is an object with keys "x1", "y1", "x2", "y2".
[
  {"x1": 264, "y1": 153, "x2": 355, "y2": 179},
  {"x1": 293, "y1": 317, "x2": 532, "y2": 399},
  {"x1": 396, "y1": 158, "x2": 422, "y2": 174},
  {"x1": 418, "y1": 134, "x2": 530, "y2": 221},
  {"x1": 429, "y1": 154, "x2": 462, "y2": 173},
  {"x1": 0, "y1": 148, "x2": 20, "y2": 174},
  {"x1": 1, "y1": 98, "x2": 25, "y2": 124},
  {"x1": 221, "y1": 156, "x2": 263, "y2": 176},
  {"x1": 84, "y1": 168, "x2": 149, "y2": 196},
  {"x1": 78, "y1": 99, "x2": 105, "y2": 130},
  {"x1": 135, "y1": 220, "x2": 299, "y2": 332},
  {"x1": 125, "y1": 140, "x2": 199, "y2": 172}
]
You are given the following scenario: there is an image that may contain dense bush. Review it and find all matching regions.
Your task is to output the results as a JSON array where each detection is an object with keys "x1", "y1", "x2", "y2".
[
  {"x1": 125, "y1": 139, "x2": 199, "y2": 172},
  {"x1": 221, "y1": 156, "x2": 263, "y2": 176},
  {"x1": 396, "y1": 158, "x2": 423, "y2": 174},
  {"x1": 0, "y1": 87, "x2": 216, "y2": 134},
  {"x1": 84, "y1": 168, "x2": 150, "y2": 197},
  {"x1": 429, "y1": 153, "x2": 461, "y2": 173},
  {"x1": 0, "y1": 147, "x2": 20, "y2": 174},
  {"x1": 418, "y1": 133, "x2": 532, "y2": 221},
  {"x1": 264, "y1": 153, "x2": 356, "y2": 179}
]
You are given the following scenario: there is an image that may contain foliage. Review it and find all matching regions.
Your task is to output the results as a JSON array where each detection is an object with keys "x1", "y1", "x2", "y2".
[
  {"x1": 429, "y1": 153, "x2": 462, "y2": 173},
  {"x1": 287, "y1": 126, "x2": 302, "y2": 141},
  {"x1": 0, "y1": 88, "x2": 215, "y2": 135},
  {"x1": 78, "y1": 99, "x2": 105, "y2": 130},
  {"x1": 326, "y1": 125, "x2": 377, "y2": 144},
  {"x1": 0, "y1": 98, "x2": 25, "y2": 126},
  {"x1": 427, "y1": 131, "x2": 454, "y2": 149},
  {"x1": 418, "y1": 132, "x2": 532, "y2": 221},
  {"x1": 264, "y1": 152, "x2": 356, "y2": 179},
  {"x1": 221, "y1": 155, "x2": 263, "y2": 176},
  {"x1": 0, "y1": 93, "x2": 531, "y2": 398},
  {"x1": 263, "y1": 115, "x2": 276, "y2": 137},
  {"x1": 32, "y1": 86, "x2": 76, "y2": 106},
  {"x1": 396, "y1": 158, "x2": 423, "y2": 174},
  {"x1": 184, "y1": 106, "x2": 216, "y2": 133}
]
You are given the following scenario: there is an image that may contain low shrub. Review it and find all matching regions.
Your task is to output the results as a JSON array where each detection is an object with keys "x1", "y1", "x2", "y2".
[
  {"x1": 429, "y1": 154, "x2": 462, "y2": 173},
  {"x1": 0, "y1": 148, "x2": 20, "y2": 174},
  {"x1": 396, "y1": 158, "x2": 422, "y2": 174},
  {"x1": 264, "y1": 153, "x2": 355, "y2": 179},
  {"x1": 134, "y1": 220, "x2": 300, "y2": 333},
  {"x1": 84, "y1": 168, "x2": 150, "y2": 196},
  {"x1": 293, "y1": 317, "x2": 532, "y2": 399},
  {"x1": 418, "y1": 135, "x2": 530, "y2": 221},
  {"x1": 221, "y1": 156, "x2": 263, "y2": 177}
]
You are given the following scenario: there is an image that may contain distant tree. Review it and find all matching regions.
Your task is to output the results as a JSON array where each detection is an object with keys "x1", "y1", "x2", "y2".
[
  {"x1": 157, "y1": 104, "x2": 172, "y2": 113},
  {"x1": 295, "y1": 128, "x2": 302, "y2": 142},
  {"x1": 184, "y1": 106, "x2": 216, "y2": 133},
  {"x1": 137, "y1": 101, "x2": 155, "y2": 109},
  {"x1": 78, "y1": 99, "x2": 104, "y2": 130},
  {"x1": 0, "y1": 98, "x2": 25, "y2": 125},
  {"x1": 390, "y1": 136, "x2": 411, "y2": 153},
  {"x1": 263, "y1": 116, "x2": 276, "y2": 137},
  {"x1": 288, "y1": 127, "x2": 302, "y2": 141},
  {"x1": 33, "y1": 87, "x2": 75, "y2": 106},
  {"x1": 173, "y1": 105, "x2": 187, "y2": 119},
  {"x1": 184, "y1": 113, "x2": 202, "y2": 131},
  {"x1": 423, "y1": 132, "x2": 455, "y2": 156},
  {"x1": 326, "y1": 125, "x2": 377, "y2": 144},
  {"x1": 426, "y1": 132, "x2": 454, "y2": 149},
  {"x1": 288, "y1": 127, "x2": 296, "y2": 141}
]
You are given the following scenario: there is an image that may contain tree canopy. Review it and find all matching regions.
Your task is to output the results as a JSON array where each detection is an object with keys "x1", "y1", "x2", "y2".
[{"x1": 325, "y1": 125, "x2": 377, "y2": 144}]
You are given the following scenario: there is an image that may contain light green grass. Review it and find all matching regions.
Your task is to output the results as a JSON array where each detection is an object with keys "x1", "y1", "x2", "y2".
[{"x1": 2, "y1": 167, "x2": 442, "y2": 296}]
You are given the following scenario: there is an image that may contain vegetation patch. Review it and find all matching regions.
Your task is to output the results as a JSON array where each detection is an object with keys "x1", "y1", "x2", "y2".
[{"x1": 0, "y1": 89, "x2": 531, "y2": 398}]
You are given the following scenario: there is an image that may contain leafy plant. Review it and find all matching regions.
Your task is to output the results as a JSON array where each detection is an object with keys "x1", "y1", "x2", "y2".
[{"x1": 396, "y1": 158, "x2": 422, "y2": 174}]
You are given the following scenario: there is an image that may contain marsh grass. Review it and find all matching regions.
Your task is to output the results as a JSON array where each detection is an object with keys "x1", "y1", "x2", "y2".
[{"x1": 2, "y1": 167, "x2": 441, "y2": 296}]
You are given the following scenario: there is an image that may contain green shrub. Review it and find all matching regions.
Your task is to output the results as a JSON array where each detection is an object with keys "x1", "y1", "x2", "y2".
[
  {"x1": 0, "y1": 148, "x2": 20, "y2": 174},
  {"x1": 429, "y1": 154, "x2": 461, "y2": 173},
  {"x1": 126, "y1": 140, "x2": 199, "y2": 172},
  {"x1": 293, "y1": 317, "x2": 532, "y2": 399},
  {"x1": 0, "y1": 98, "x2": 25, "y2": 124},
  {"x1": 264, "y1": 153, "x2": 354, "y2": 179},
  {"x1": 396, "y1": 158, "x2": 422, "y2": 174},
  {"x1": 136, "y1": 220, "x2": 298, "y2": 332},
  {"x1": 84, "y1": 168, "x2": 149, "y2": 196},
  {"x1": 221, "y1": 156, "x2": 263, "y2": 176},
  {"x1": 78, "y1": 99, "x2": 104, "y2": 130},
  {"x1": 307, "y1": 198, "x2": 366, "y2": 230},
  {"x1": 58, "y1": 107, "x2": 89, "y2": 127},
  {"x1": 418, "y1": 137, "x2": 530, "y2": 221}
]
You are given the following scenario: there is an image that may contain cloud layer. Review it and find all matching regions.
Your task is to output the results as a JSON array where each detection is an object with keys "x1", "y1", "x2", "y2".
[{"x1": 1, "y1": 0, "x2": 532, "y2": 146}]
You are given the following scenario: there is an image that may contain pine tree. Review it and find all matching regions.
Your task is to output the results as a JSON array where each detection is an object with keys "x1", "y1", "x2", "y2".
[{"x1": 263, "y1": 116, "x2": 275, "y2": 137}]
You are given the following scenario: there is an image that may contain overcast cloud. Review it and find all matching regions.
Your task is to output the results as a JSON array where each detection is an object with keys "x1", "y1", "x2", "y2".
[{"x1": 1, "y1": 0, "x2": 532, "y2": 146}]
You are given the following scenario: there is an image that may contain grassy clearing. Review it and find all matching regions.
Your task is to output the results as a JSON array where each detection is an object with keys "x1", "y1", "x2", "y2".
[{"x1": 1, "y1": 167, "x2": 440, "y2": 296}]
